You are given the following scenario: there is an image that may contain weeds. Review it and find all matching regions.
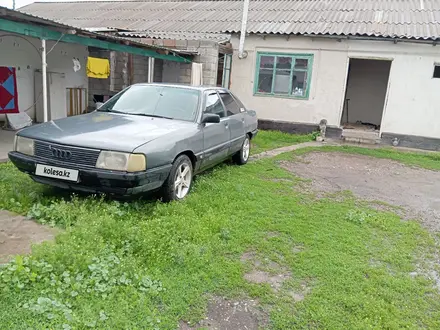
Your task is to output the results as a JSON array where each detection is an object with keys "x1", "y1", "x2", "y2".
[
  {"x1": 1, "y1": 245, "x2": 163, "y2": 328},
  {"x1": 0, "y1": 136, "x2": 439, "y2": 328}
]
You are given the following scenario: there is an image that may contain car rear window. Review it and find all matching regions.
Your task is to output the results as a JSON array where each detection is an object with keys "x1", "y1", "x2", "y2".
[{"x1": 99, "y1": 85, "x2": 200, "y2": 121}]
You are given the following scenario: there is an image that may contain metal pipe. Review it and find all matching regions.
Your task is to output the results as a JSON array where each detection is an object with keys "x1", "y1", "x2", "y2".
[
  {"x1": 41, "y1": 39, "x2": 48, "y2": 122},
  {"x1": 148, "y1": 57, "x2": 155, "y2": 83},
  {"x1": 238, "y1": 0, "x2": 250, "y2": 59}
]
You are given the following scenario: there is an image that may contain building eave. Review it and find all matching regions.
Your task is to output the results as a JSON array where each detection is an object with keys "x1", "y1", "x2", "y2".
[{"x1": 0, "y1": 6, "x2": 192, "y2": 63}]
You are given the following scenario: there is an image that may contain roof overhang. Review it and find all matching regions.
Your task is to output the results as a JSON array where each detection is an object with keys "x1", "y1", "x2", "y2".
[
  {"x1": 118, "y1": 31, "x2": 232, "y2": 44},
  {"x1": 0, "y1": 7, "x2": 192, "y2": 63},
  {"x1": 247, "y1": 32, "x2": 440, "y2": 45}
]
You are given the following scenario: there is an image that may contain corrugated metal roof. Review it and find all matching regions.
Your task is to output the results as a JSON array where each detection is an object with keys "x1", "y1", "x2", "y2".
[
  {"x1": 119, "y1": 31, "x2": 231, "y2": 42},
  {"x1": 0, "y1": 5, "x2": 193, "y2": 58},
  {"x1": 20, "y1": 0, "x2": 440, "y2": 40}
]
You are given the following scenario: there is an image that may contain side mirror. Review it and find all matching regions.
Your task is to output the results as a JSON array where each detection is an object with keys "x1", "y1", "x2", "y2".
[{"x1": 201, "y1": 113, "x2": 220, "y2": 124}]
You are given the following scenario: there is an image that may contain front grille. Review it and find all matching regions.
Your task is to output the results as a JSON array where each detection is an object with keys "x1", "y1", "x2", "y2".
[{"x1": 34, "y1": 140, "x2": 101, "y2": 167}]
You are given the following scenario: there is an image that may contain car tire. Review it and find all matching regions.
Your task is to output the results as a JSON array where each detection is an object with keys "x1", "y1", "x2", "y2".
[
  {"x1": 161, "y1": 154, "x2": 193, "y2": 202},
  {"x1": 233, "y1": 135, "x2": 251, "y2": 165}
]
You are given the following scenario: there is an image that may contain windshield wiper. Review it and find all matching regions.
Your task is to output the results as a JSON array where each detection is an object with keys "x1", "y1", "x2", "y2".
[
  {"x1": 131, "y1": 113, "x2": 174, "y2": 120},
  {"x1": 98, "y1": 110, "x2": 173, "y2": 120},
  {"x1": 98, "y1": 109, "x2": 129, "y2": 114}
]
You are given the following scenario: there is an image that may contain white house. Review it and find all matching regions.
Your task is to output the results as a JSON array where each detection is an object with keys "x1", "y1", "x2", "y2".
[
  {"x1": 231, "y1": 34, "x2": 440, "y2": 148},
  {"x1": 20, "y1": 0, "x2": 440, "y2": 150}
]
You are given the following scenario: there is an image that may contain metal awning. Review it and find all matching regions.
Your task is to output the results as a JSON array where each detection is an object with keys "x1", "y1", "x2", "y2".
[{"x1": 0, "y1": 7, "x2": 192, "y2": 63}]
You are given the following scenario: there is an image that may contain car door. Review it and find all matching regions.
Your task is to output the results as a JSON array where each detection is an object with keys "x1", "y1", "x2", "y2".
[
  {"x1": 218, "y1": 91, "x2": 246, "y2": 154},
  {"x1": 200, "y1": 91, "x2": 230, "y2": 170}
]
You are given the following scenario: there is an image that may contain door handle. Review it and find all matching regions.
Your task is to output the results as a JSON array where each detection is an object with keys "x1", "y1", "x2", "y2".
[{"x1": 224, "y1": 122, "x2": 229, "y2": 128}]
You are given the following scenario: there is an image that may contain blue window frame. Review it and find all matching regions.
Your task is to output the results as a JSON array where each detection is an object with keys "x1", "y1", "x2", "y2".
[{"x1": 254, "y1": 52, "x2": 313, "y2": 99}]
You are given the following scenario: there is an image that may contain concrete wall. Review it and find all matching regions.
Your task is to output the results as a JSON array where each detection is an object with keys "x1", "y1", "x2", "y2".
[
  {"x1": 162, "y1": 61, "x2": 180, "y2": 83},
  {"x1": 230, "y1": 35, "x2": 347, "y2": 126},
  {"x1": 193, "y1": 40, "x2": 220, "y2": 86},
  {"x1": 230, "y1": 34, "x2": 440, "y2": 139},
  {"x1": 162, "y1": 61, "x2": 192, "y2": 84},
  {"x1": 342, "y1": 59, "x2": 391, "y2": 126},
  {"x1": 0, "y1": 32, "x2": 88, "y2": 120},
  {"x1": 139, "y1": 38, "x2": 221, "y2": 86},
  {"x1": 131, "y1": 54, "x2": 149, "y2": 84},
  {"x1": 381, "y1": 51, "x2": 440, "y2": 138}
]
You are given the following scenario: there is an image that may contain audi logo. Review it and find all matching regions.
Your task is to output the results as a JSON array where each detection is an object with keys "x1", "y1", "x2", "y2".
[{"x1": 49, "y1": 145, "x2": 72, "y2": 160}]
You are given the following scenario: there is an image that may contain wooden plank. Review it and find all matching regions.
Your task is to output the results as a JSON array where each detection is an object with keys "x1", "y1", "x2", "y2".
[
  {"x1": 79, "y1": 88, "x2": 82, "y2": 115},
  {"x1": 69, "y1": 88, "x2": 73, "y2": 117}
]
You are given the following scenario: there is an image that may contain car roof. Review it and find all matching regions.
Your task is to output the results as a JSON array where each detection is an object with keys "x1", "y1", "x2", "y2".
[{"x1": 132, "y1": 83, "x2": 229, "y2": 92}]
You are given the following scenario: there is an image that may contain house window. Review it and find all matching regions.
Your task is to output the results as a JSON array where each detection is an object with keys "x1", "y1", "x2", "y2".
[
  {"x1": 433, "y1": 64, "x2": 440, "y2": 78},
  {"x1": 254, "y1": 53, "x2": 313, "y2": 99},
  {"x1": 222, "y1": 54, "x2": 232, "y2": 89}
]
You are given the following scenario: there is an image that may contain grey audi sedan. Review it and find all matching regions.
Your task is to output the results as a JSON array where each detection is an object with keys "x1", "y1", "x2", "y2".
[{"x1": 8, "y1": 84, "x2": 258, "y2": 201}]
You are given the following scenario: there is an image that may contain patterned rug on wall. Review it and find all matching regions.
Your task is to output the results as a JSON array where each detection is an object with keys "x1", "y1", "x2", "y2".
[{"x1": 0, "y1": 67, "x2": 19, "y2": 114}]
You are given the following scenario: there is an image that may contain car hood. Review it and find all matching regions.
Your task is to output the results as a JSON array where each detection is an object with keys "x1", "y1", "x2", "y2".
[{"x1": 19, "y1": 112, "x2": 197, "y2": 152}]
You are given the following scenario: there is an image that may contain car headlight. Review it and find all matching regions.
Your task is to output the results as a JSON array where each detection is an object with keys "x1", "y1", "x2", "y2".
[
  {"x1": 96, "y1": 151, "x2": 146, "y2": 172},
  {"x1": 14, "y1": 136, "x2": 34, "y2": 156}
]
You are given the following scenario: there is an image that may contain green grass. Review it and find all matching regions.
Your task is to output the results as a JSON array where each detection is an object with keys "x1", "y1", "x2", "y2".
[
  {"x1": 0, "y1": 142, "x2": 440, "y2": 329},
  {"x1": 251, "y1": 130, "x2": 316, "y2": 155},
  {"x1": 289, "y1": 145, "x2": 440, "y2": 171}
]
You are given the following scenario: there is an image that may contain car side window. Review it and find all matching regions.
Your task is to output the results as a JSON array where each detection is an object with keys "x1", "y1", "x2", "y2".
[
  {"x1": 219, "y1": 92, "x2": 241, "y2": 116},
  {"x1": 204, "y1": 92, "x2": 226, "y2": 118},
  {"x1": 230, "y1": 92, "x2": 246, "y2": 112}
]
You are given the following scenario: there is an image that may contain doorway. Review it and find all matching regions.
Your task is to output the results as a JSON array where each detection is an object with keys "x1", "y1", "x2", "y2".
[
  {"x1": 217, "y1": 53, "x2": 232, "y2": 88},
  {"x1": 341, "y1": 58, "x2": 391, "y2": 134},
  {"x1": 35, "y1": 70, "x2": 66, "y2": 122}
]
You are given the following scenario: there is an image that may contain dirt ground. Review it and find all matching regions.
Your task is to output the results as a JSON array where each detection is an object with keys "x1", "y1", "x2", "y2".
[
  {"x1": 0, "y1": 210, "x2": 56, "y2": 264},
  {"x1": 180, "y1": 297, "x2": 267, "y2": 330},
  {"x1": 281, "y1": 152, "x2": 440, "y2": 233}
]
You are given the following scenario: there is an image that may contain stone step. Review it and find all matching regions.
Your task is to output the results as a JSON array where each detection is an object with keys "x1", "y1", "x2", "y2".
[
  {"x1": 342, "y1": 130, "x2": 380, "y2": 140},
  {"x1": 343, "y1": 136, "x2": 381, "y2": 145}
]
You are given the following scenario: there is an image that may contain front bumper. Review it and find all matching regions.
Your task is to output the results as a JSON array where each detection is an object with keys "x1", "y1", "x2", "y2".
[{"x1": 8, "y1": 151, "x2": 172, "y2": 195}]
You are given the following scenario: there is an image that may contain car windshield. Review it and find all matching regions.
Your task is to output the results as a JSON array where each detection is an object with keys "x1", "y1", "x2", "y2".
[{"x1": 98, "y1": 85, "x2": 200, "y2": 122}]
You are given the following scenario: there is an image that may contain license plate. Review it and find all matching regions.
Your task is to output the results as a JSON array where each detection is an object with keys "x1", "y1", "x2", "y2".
[{"x1": 35, "y1": 164, "x2": 79, "y2": 182}]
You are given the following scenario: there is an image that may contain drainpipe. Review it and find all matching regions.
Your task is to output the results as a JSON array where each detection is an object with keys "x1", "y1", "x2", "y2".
[
  {"x1": 41, "y1": 39, "x2": 48, "y2": 122},
  {"x1": 238, "y1": 0, "x2": 250, "y2": 59}
]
